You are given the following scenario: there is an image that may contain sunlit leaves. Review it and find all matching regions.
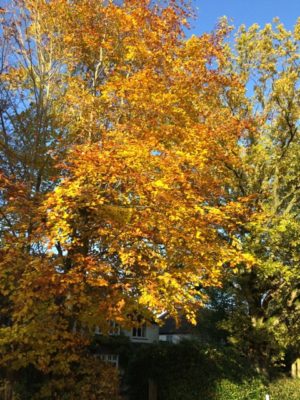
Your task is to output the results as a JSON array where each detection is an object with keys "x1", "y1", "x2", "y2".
[{"x1": 0, "y1": 0, "x2": 255, "y2": 395}]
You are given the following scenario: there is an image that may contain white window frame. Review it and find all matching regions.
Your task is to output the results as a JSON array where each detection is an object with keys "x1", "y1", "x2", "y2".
[
  {"x1": 100, "y1": 354, "x2": 119, "y2": 368},
  {"x1": 109, "y1": 320, "x2": 120, "y2": 336},
  {"x1": 132, "y1": 324, "x2": 147, "y2": 338},
  {"x1": 94, "y1": 321, "x2": 120, "y2": 336}
]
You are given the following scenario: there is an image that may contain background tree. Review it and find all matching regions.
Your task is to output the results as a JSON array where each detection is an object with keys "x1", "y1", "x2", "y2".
[{"x1": 214, "y1": 18, "x2": 300, "y2": 375}]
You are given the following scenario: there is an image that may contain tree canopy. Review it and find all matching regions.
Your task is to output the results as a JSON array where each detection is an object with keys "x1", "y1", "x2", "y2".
[
  {"x1": 1, "y1": 0, "x2": 299, "y2": 397},
  {"x1": 0, "y1": 0, "x2": 255, "y2": 397}
]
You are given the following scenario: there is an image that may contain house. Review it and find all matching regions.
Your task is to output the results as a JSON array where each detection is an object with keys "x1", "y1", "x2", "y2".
[
  {"x1": 95, "y1": 319, "x2": 159, "y2": 344},
  {"x1": 159, "y1": 313, "x2": 198, "y2": 344},
  {"x1": 123, "y1": 323, "x2": 159, "y2": 344},
  {"x1": 95, "y1": 320, "x2": 159, "y2": 368},
  {"x1": 95, "y1": 320, "x2": 159, "y2": 400}
]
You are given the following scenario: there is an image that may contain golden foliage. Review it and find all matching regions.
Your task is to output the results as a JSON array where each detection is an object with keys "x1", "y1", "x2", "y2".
[{"x1": 0, "y1": 0, "x2": 255, "y2": 396}]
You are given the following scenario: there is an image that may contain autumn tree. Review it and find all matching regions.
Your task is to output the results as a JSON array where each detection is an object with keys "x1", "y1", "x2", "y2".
[{"x1": 0, "y1": 1, "x2": 253, "y2": 397}]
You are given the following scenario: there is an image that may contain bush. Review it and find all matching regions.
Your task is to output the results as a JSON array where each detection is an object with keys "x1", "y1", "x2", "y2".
[
  {"x1": 126, "y1": 341, "x2": 266, "y2": 400},
  {"x1": 127, "y1": 341, "x2": 218, "y2": 400},
  {"x1": 214, "y1": 379, "x2": 266, "y2": 400},
  {"x1": 1, "y1": 358, "x2": 120, "y2": 400},
  {"x1": 269, "y1": 378, "x2": 300, "y2": 400},
  {"x1": 127, "y1": 341, "x2": 300, "y2": 400}
]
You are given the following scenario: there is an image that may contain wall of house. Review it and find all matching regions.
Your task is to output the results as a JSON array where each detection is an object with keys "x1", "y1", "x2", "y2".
[
  {"x1": 123, "y1": 324, "x2": 159, "y2": 343},
  {"x1": 159, "y1": 333, "x2": 193, "y2": 344}
]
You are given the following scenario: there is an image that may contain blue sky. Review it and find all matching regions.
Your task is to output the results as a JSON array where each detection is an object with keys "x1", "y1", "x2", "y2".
[{"x1": 190, "y1": 0, "x2": 300, "y2": 35}]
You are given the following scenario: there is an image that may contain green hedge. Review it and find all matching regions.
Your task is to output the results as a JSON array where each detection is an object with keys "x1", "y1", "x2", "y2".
[
  {"x1": 214, "y1": 378, "x2": 300, "y2": 400},
  {"x1": 126, "y1": 341, "x2": 264, "y2": 400},
  {"x1": 268, "y1": 378, "x2": 300, "y2": 400},
  {"x1": 127, "y1": 341, "x2": 300, "y2": 400},
  {"x1": 214, "y1": 379, "x2": 266, "y2": 400},
  {"x1": 127, "y1": 341, "x2": 218, "y2": 400}
]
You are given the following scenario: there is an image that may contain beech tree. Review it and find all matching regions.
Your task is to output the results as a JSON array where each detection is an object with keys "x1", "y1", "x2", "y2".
[{"x1": 0, "y1": 0, "x2": 253, "y2": 397}]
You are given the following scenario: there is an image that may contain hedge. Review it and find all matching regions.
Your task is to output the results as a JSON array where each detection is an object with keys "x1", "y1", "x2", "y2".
[{"x1": 126, "y1": 341, "x2": 300, "y2": 400}]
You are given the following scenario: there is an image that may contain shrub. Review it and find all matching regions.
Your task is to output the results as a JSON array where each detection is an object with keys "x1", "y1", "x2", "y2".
[
  {"x1": 268, "y1": 378, "x2": 300, "y2": 400},
  {"x1": 127, "y1": 341, "x2": 218, "y2": 400},
  {"x1": 127, "y1": 341, "x2": 300, "y2": 400},
  {"x1": 126, "y1": 341, "x2": 265, "y2": 400},
  {"x1": 214, "y1": 379, "x2": 266, "y2": 400}
]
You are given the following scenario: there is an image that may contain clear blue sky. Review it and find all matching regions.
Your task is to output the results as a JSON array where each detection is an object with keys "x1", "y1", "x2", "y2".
[{"x1": 190, "y1": 0, "x2": 300, "y2": 35}]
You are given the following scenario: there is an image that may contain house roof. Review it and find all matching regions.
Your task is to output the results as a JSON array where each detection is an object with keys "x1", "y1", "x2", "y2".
[{"x1": 159, "y1": 315, "x2": 197, "y2": 335}]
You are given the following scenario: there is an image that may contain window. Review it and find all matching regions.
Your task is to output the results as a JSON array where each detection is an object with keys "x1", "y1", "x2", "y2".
[
  {"x1": 94, "y1": 321, "x2": 120, "y2": 336},
  {"x1": 100, "y1": 354, "x2": 119, "y2": 368},
  {"x1": 109, "y1": 320, "x2": 120, "y2": 336},
  {"x1": 132, "y1": 324, "x2": 146, "y2": 338},
  {"x1": 167, "y1": 335, "x2": 173, "y2": 343}
]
